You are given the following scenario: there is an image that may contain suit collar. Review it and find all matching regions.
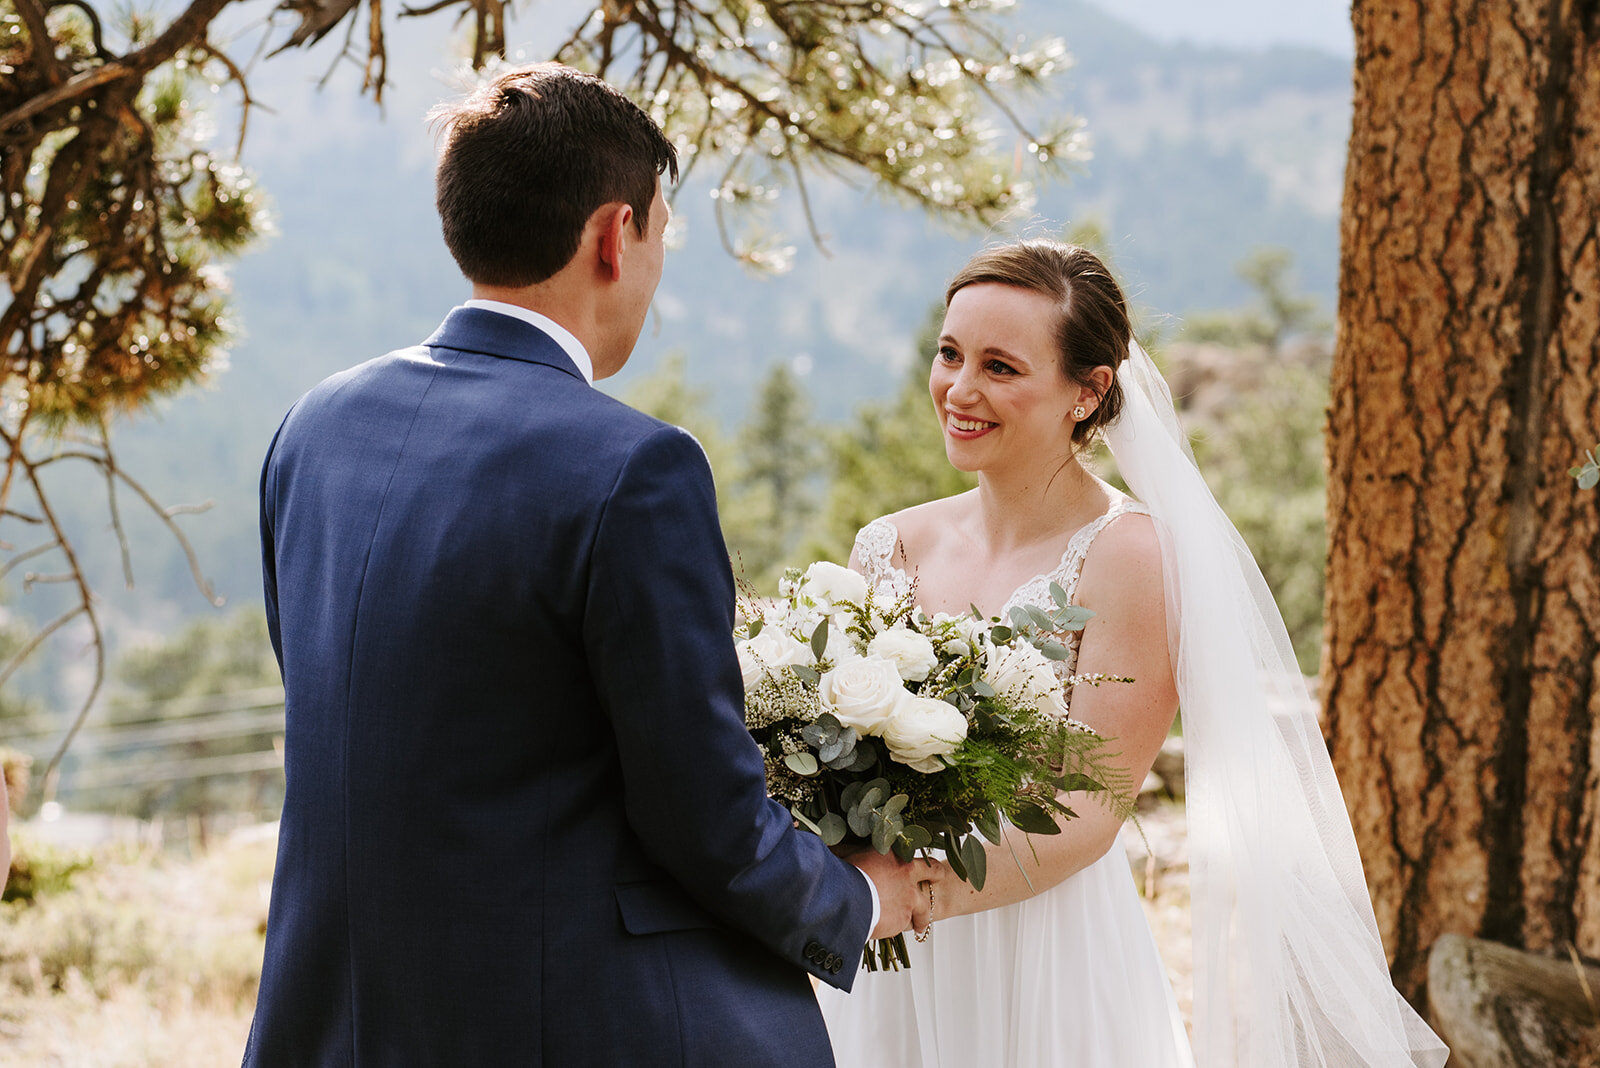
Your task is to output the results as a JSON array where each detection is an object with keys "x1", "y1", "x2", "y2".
[{"x1": 424, "y1": 306, "x2": 586, "y2": 383}]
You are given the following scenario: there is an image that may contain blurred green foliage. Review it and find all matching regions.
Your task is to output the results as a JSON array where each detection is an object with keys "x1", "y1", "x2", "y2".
[{"x1": 632, "y1": 246, "x2": 1331, "y2": 674}]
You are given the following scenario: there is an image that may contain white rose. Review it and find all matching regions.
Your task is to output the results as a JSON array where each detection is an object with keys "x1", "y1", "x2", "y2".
[
  {"x1": 818, "y1": 656, "x2": 907, "y2": 735},
  {"x1": 883, "y1": 696, "x2": 969, "y2": 773},
  {"x1": 737, "y1": 629, "x2": 814, "y2": 688},
  {"x1": 866, "y1": 628, "x2": 940, "y2": 682},
  {"x1": 801, "y1": 561, "x2": 868, "y2": 615},
  {"x1": 985, "y1": 640, "x2": 1059, "y2": 706}
]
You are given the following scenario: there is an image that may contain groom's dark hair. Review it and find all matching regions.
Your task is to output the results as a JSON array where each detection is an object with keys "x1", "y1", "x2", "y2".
[{"x1": 432, "y1": 63, "x2": 679, "y2": 287}]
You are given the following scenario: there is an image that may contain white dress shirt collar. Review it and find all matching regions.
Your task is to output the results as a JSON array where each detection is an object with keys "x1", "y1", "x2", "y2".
[{"x1": 462, "y1": 299, "x2": 594, "y2": 385}]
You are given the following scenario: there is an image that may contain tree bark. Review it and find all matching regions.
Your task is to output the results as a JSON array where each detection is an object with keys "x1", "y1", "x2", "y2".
[{"x1": 1327, "y1": 0, "x2": 1600, "y2": 1004}]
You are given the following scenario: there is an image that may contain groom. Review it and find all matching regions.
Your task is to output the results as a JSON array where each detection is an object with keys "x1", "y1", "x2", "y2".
[{"x1": 244, "y1": 63, "x2": 929, "y2": 1065}]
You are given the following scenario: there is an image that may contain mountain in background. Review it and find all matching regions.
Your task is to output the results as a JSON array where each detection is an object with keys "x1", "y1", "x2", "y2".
[{"x1": 39, "y1": 0, "x2": 1353, "y2": 668}]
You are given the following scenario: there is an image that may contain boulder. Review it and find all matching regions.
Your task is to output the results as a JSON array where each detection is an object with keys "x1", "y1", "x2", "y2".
[{"x1": 1427, "y1": 933, "x2": 1600, "y2": 1067}]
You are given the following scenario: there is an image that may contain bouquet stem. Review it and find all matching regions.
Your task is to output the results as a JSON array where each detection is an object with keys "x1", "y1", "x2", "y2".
[{"x1": 863, "y1": 933, "x2": 912, "y2": 972}]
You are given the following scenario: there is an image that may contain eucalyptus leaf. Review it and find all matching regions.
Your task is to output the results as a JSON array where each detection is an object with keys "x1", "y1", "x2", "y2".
[
  {"x1": 901, "y1": 824, "x2": 933, "y2": 850},
  {"x1": 810, "y1": 618, "x2": 829, "y2": 660},
  {"x1": 1053, "y1": 605, "x2": 1095, "y2": 630},
  {"x1": 1010, "y1": 804, "x2": 1062, "y2": 835},
  {"x1": 784, "y1": 752, "x2": 819, "y2": 776},
  {"x1": 989, "y1": 625, "x2": 1012, "y2": 643},
  {"x1": 1038, "y1": 641, "x2": 1069, "y2": 661},
  {"x1": 960, "y1": 833, "x2": 988, "y2": 891},
  {"x1": 840, "y1": 781, "x2": 866, "y2": 812},
  {"x1": 847, "y1": 803, "x2": 874, "y2": 838},
  {"x1": 790, "y1": 806, "x2": 823, "y2": 835},
  {"x1": 847, "y1": 745, "x2": 877, "y2": 772},
  {"x1": 1582, "y1": 467, "x2": 1600, "y2": 490},
  {"x1": 1008, "y1": 606, "x2": 1032, "y2": 631},
  {"x1": 942, "y1": 831, "x2": 968, "y2": 881},
  {"x1": 891, "y1": 836, "x2": 915, "y2": 862},
  {"x1": 746, "y1": 618, "x2": 764, "y2": 639},
  {"x1": 883, "y1": 793, "x2": 909, "y2": 819},
  {"x1": 871, "y1": 814, "x2": 899, "y2": 853},
  {"x1": 1049, "y1": 580, "x2": 1071, "y2": 608},
  {"x1": 817, "y1": 812, "x2": 848, "y2": 846},
  {"x1": 971, "y1": 676, "x2": 996, "y2": 698},
  {"x1": 974, "y1": 807, "x2": 1002, "y2": 845},
  {"x1": 1025, "y1": 604, "x2": 1055, "y2": 631},
  {"x1": 791, "y1": 664, "x2": 820, "y2": 685}
]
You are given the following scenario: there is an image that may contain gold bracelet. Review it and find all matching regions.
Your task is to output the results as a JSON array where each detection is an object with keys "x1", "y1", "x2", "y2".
[{"x1": 914, "y1": 882, "x2": 934, "y2": 942}]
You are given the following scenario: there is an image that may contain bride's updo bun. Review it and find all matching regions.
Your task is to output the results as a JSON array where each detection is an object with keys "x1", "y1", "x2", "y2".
[{"x1": 945, "y1": 240, "x2": 1130, "y2": 445}]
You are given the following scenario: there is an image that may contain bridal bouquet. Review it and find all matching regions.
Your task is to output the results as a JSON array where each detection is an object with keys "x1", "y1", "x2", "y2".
[{"x1": 738, "y1": 561, "x2": 1132, "y2": 970}]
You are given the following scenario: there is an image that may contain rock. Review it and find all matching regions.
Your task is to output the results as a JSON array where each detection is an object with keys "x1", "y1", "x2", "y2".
[
  {"x1": 1151, "y1": 735, "x2": 1184, "y2": 799},
  {"x1": 1427, "y1": 933, "x2": 1600, "y2": 1067}
]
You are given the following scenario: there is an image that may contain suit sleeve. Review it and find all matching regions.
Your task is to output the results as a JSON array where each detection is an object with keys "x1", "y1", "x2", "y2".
[
  {"x1": 259, "y1": 414, "x2": 292, "y2": 674},
  {"x1": 583, "y1": 424, "x2": 873, "y2": 990}
]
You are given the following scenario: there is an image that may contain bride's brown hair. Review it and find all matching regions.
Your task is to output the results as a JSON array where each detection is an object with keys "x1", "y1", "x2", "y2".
[{"x1": 945, "y1": 240, "x2": 1130, "y2": 445}]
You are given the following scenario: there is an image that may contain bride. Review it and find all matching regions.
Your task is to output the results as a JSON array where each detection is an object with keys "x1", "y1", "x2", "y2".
[{"x1": 814, "y1": 240, "x2": 1447, "y2": 1067}]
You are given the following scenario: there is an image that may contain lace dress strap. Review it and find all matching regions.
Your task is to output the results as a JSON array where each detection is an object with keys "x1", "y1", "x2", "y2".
[
  {"x1": 1004, "y1": 497, "x2": 1151, "y2": 695},
  {"x1": 1003, "y1": 497, "x2": 1151, "y2": 618},
  {"x1": 852, "y1": 516, "x2": 911, "y2": 598}
]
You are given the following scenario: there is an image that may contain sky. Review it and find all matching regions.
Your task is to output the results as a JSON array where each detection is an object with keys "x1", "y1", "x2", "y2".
[{"x1": 1088, "y1": 0, "x2": 1354, "y2": 56}]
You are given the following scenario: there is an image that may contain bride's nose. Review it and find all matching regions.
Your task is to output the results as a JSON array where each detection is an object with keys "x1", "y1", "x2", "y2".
[{"x1": 944, "y1": 363, "x2": 983, "y2": 407}]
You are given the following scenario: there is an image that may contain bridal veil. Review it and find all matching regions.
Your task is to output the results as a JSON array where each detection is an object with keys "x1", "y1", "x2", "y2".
[{"x1": 1103, "y1": 342, "x2": 1449, "y2": 1066}]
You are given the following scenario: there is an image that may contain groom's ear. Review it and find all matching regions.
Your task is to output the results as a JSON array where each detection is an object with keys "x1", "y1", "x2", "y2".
[{"x1": 594, "y1": 202, "x2": 635, "y2": 283}]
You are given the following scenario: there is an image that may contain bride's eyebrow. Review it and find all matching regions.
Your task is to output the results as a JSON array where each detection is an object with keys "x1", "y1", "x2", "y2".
[{"x1": 980, "y1": 345, "x2": 1027, "y2": 365}]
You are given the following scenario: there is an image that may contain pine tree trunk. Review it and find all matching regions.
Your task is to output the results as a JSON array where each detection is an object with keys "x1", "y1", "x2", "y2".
[{"x1": 1326, "y1": 0, "x2": 1600, "y2": 1003}]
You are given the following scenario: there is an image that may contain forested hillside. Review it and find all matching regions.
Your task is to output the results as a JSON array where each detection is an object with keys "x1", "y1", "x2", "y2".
[{"x1": 33, "y1": 0, "x2": 1351, "y2": 688}]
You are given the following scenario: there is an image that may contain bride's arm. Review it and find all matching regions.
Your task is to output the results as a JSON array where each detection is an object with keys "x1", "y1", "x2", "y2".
[{"x1": 930, "y1": 513, "x2": 1178, "y2": 919}]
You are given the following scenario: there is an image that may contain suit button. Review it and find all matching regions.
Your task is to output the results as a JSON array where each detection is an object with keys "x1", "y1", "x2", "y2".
[
  {"x1": 804, "y1": 940, "x2": 821, "y2": 959},
  {"x1": 829, "y1": 958, "x2": 843, "y2": 974}
]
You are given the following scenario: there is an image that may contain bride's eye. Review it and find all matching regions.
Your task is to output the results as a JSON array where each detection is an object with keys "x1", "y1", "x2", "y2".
[
  {"x1": 986, "y1": 359, "x2": 1017, "y2": 375},
  {"x1": 936, "y1": 346, "x2": 960, "y2": 364}
]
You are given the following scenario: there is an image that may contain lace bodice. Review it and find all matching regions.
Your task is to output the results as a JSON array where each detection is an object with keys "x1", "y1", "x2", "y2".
[{"x1": 852, "y1": 497, "x2": 1151, "y2": 701}]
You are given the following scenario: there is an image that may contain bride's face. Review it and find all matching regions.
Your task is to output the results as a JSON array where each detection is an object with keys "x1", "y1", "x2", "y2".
[{"x1": 930, "y1": 283, "x2": 1078, "y2": 473}]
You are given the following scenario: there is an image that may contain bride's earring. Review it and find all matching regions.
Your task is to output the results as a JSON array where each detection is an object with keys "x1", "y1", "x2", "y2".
[{"x1": 1073, "y1": 405, "x2": 1087, "y2": 420}]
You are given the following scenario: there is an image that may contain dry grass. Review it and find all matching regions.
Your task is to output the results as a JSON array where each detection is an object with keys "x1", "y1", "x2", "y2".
[
  {"x1": 0, "y1": 811, "x2": 1194, "y2": 1064},
  {"x1": 0, "y1": 828, "x2": 274, "y2": 1066}
]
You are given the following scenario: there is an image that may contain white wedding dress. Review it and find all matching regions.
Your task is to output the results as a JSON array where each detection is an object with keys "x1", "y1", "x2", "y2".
[{"x1": 815, "y1": 501, "x2": 1195, "y2": 1068}]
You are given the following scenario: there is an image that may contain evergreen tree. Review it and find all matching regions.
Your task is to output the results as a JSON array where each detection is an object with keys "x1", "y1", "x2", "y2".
[
  {"x1": 811, "y1": 306, "x2": 976, "y2": 565},
  {"x1": 725, "y1": 363, "x2": 820, "y2": 587},
  {"x1": 1, "y1": 0, "x2": 1079, "y2": 779},
  {"x1": 82, "y1": 610, "x2": 283, "y2": 838}
]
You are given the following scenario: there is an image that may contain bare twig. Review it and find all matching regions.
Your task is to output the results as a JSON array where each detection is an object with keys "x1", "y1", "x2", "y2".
[
  {"x1": 0, "y1": 541, "x2": 62, "y2": 582},
  {"x1": 97, "y1": 416, "x2": 136, "y2": 590},
  {"x1": 193, "y1": 40, "x2": 263, "y2": 159},
  {"x1": 0, "y1": 605, "x2": 86, "y2": 691}
]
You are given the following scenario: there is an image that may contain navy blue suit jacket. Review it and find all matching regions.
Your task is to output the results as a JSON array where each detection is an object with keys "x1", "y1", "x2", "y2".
[{"x1": 244, "y1": 308, "x2": 872, "y2": 1066}]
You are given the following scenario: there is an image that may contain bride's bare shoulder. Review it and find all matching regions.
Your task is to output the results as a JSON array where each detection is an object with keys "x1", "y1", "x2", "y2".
[
  {"x1": 849, "y1": 492, "x2": 972, "y2": 572},
  {"x1": 875, "y1": 491, "x2": 973, "y2": 550},
  {"x1": 1076, "y1": 509, "x2": 1163, "y2": 608}
]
